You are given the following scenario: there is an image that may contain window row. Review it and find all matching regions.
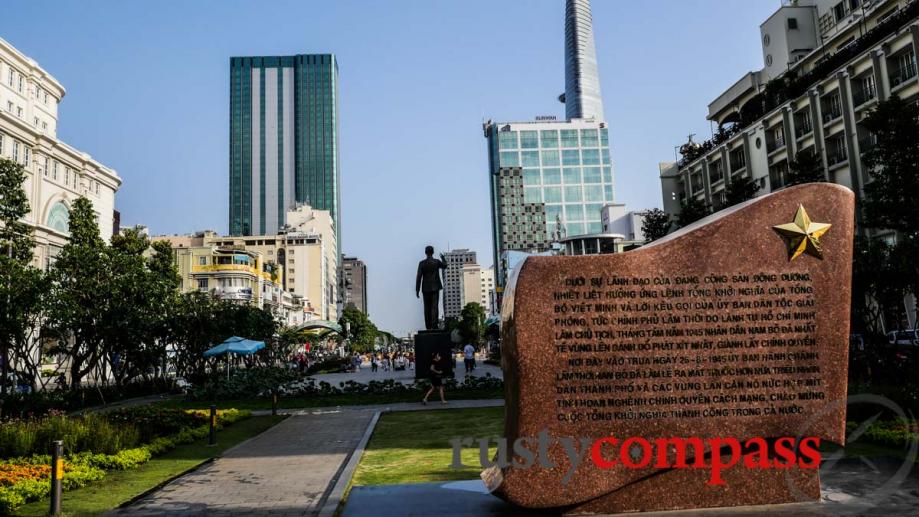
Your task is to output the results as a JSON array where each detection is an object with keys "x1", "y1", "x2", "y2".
[
  {"x1": 3, "y1": 62, "x2": 52, "y2": 106},
  {"x1": 0, "y1": 132, "x2": 30, "y2": 166},
  {"x1": 522, "y1": 167, "x2": 611, "y2": 186},
  {"x1": 499, "y1": 148, "x2": 610, "y2": 167},
  {"x1": 498, "y1": 128, "x2": 609, "y2": 150},
  {"x1": 524, "y1": 185, "x2": 612, "y2": 204}
]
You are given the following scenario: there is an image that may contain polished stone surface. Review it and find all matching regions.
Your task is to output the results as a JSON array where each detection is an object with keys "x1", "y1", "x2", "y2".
[
  {"x1": 490, "y1": 184, "x2": 856, "y2": 512},
  {"x1": 344, "y1": 457, "x2": 919, "y2": 516}
]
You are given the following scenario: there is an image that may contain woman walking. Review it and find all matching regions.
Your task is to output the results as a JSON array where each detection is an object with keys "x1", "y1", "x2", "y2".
[{"x1": 422, "y1": 352, "x2": 447, "y2": 405}]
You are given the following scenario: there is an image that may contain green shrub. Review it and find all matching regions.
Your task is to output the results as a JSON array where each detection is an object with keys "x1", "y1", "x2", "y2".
[
  {"x1": 0, "y1": 408, "x2": 252, "y2": 512},
  {"x1": 105, "y1": 406, "x2": 205, "y2": 443},
  {"x1": 187, "y1": 368, "x2": 301, "y2": 401},
  {"x1": 0, "y1": 413, "x2": 140, "y2": 458},
  {"x1": 1, "y1": 379, "x2": 179, "y2": 419}
]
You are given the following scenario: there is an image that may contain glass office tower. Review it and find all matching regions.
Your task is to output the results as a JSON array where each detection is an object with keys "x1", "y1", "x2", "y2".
[
  {"x1": 229, "y1": 54, "x2": 340, "y2": 246},
  {"x1": 485, "y1": 119, "x2": 614, "y2": 281}
]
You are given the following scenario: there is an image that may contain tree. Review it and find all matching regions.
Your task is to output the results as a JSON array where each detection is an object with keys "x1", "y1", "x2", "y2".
[
  {"x1": 0, "y1": 158, "x2": 37, "y2": 396},
  {"x1": 170, "y1": 292, "x2": 221, "y2": 384},
  {"x1": 339, "y1": 305, "x2": 378, "y2": 353},
  {"x1": 786, "y1": 150, "x2": 826, "y2": 186},
  {"x1": 640, "y1": 208, "x2": 671, "y2": 242},
  {"x1": 103, "y1": 228, "x2": 155, "y2": 386},
  {"x1": 458, "y1": 302, "x2": 486, "y2": 345},
  {"x1": 46, "y1": 196, "x2": 111, "y2": 388},
  {"x1": 676, "y1": 198, "x2": 711, "y2": 228},
  {"x1": 724, "y1": 177, "x2": 761, "y2": 206},
  {"x1": 861, "y1": 95, "x2": 919, "y2": 236}
]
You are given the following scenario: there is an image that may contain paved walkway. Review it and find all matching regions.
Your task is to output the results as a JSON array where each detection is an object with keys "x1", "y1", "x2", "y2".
[
  {"x1": 309, "y1": 355, "x2": 502, "y2": 386},
  {"x1": 116, "y1": 399, "x2": 504, "y2": 516}
]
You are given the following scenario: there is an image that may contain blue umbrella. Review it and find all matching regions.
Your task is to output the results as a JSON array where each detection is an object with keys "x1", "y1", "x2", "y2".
[
  {"x1": 203, "y1": 336, "x2": 266, "y2": 357},
  {"x1": 204, "y1": 336, "x2": 267, "y2": 379}
]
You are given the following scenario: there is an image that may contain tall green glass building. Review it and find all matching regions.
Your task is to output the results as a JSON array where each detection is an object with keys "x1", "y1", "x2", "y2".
[{"x1": 229, "y1": 54, "x2": 340, "y2": 245}]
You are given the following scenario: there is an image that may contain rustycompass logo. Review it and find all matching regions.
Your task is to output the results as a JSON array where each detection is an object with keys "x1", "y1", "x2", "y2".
[{"x1": 451, "y1": 432, "x2": 822, "y2": 486}]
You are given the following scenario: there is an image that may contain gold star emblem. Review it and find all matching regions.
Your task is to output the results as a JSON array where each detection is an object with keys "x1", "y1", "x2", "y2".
[{"x1": 772, "y1": 205, "x2": 832, "y2": 260}]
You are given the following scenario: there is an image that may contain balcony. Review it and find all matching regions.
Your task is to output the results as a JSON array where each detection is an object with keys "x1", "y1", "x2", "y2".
[
  {"x1": 193, "y1": 263, "x2": 258, "y2": 276},
  {"x1": 795, "y1": 120, "x2": 813, "y2": 138},
  {"x1": 827, "y1": 146, "x2": 848, "y2": 166},
  {"x1": 767, "y1": 135, "x2": 786, "y2": 153},
  {"x1": 212, "y1": 286, "x2": 254, "y2": 301},
  {"x1": 859, "y1": 134, "x2": 878, "y2": 153},
  {"x1": 822, "y1": 105, "x2": 842, "y2": 124},
  {"x1": 889, "y1": 60, "x2": 918, "y2": 89},
  {"x1": 852, "y1": 84, "x2": 876, "y2": 107}
]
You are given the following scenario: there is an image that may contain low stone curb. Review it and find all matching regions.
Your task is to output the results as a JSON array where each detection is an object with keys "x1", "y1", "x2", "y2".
[{"x1": 317, "y1": 410, "x2": 382, "y2": 517}]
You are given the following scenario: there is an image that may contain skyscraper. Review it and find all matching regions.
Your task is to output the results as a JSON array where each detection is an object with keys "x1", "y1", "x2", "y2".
[
  {"x1": 229, "y1": 54, "x2": 341, "y2": 248},
  {"x1": 442, "y1": 249, "x2": 477, "y2": 319},
  {"x1": 342, "y1": 256, "x2": 368, "y2": 314},
  {"x1": 564, "y1": 0, "x2": 604, "y2": 120},
  {"x1": 485, "y1": 0, "x2": 613, "y2": 287}
]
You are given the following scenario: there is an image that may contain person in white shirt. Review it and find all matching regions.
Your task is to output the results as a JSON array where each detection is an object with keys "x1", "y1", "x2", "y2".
[{"x1": 463, "y1": 343, "x2": 476, "y2": 374}]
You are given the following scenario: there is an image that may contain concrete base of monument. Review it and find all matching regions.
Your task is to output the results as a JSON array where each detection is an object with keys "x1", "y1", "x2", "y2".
[
  {"x1": 414, "y1": 330, "x2": 455, "y2": 380},
  {"x1": 342, "y1": 457, "x2": 919, "y2": 516}
]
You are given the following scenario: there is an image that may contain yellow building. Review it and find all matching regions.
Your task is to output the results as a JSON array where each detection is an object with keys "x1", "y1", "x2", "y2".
[
  {"x1": 170, "y1": 245, "x2": 305, "y2": 325},
  {"x1": 155, "y1": 203, "x2": 338, "y2": 321}
]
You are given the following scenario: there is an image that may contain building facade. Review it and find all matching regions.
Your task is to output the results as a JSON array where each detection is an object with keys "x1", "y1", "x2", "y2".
[
  {"x1": 458, "y1": 262, "x2": 497, "y2": 317},
  {"x1": 171, "y1": 246, "x2": 304, "y2": 326},
  {"x1": 0, "y1": 37, "x2": 121, "y2": 268},
  {"x1": 480, "y1": 267, "x2": 496, "y2": 316},
  {"x1": 660, "y1": 0, "x2": 918, "y2": 236},
  {"x1": 156, "y1": 204, "x2": 338, "y2": 321},
  {"x1": 229, "y1": 54, "x2": 341, "y2": 250},
  {"x1": 442, "y1": 249, "x2": 476, "y2": 319},
  {"x1": 342, "y1": 256, "x2": 368, "y2": 314},
  {"x1": 485, "y1": 0, "x2": 615, "y2": 287}
]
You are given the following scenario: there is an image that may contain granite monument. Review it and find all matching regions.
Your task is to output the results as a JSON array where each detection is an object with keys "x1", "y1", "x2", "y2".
[{"x1": 484, "y1": 183, "x2": 854, "y2": 513}]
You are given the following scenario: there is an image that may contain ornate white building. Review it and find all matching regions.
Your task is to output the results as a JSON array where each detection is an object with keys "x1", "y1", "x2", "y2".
[{"x1": 0, "y1": 37, "x2": 121, "y2": 267}]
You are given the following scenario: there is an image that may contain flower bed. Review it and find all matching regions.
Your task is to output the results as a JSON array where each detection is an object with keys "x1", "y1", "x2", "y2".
[{"x1": 0, "y1": 408, "x2": 250, "y2": 513}]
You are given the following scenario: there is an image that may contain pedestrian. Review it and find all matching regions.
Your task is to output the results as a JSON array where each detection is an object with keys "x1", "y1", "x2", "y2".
[
  {"x1": 463, "y1": 343, "x2": 476, "y2": 375},
  {"x1": 371, "y1": 356, "x2": 378, "y2": 373},
  {"x1": 422, "y1": 352, "x2": 447, "y2": 405},
  {"x1": 408, "y1": 352, "x2": 415, "y2": 370}
]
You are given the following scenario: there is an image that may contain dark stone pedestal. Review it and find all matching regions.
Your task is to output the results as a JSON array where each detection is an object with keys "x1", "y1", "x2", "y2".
[
  {"x1": 342, "y1": 457, "x2": 919, "y2": 516},
  {"x1": 414, "y1": 330, "x2": 454, "y2": 380}
]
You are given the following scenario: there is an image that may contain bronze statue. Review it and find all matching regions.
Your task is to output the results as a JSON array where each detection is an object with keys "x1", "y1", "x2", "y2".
[{"x1": 416, "y1": 245, "x2": 447, "y2": 330}]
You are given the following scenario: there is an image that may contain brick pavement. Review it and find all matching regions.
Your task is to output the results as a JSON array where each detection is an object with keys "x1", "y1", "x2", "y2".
[
  {"x1": 115, "y1": 399, "x2": 504, "y2": 516},
  {"x1": 115, "y1": 409, "x2": 374, "y2": 516}
]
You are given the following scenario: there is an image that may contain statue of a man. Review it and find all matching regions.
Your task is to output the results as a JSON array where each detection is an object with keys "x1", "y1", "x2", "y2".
[{"x1": 416, "y1": 245, "x2": 447, "y2": 330}]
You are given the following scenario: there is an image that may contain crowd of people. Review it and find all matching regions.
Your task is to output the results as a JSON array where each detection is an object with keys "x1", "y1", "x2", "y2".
[
  {"x1": 289, "y1": 343, "x2": 485, "y2": 405},
  {"x1": 349, "y1": 351, "x2": 415, "y2": 373}
]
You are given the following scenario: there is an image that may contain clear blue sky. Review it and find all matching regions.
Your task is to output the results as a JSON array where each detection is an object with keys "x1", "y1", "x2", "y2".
[{"x1": 3, "y1": 0, "x2": 778, "y2": 335}]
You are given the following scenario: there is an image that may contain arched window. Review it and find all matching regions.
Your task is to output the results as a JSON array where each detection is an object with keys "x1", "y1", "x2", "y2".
[{"x1": 47, "y1": 201, "x2": 69, "y2": 233}]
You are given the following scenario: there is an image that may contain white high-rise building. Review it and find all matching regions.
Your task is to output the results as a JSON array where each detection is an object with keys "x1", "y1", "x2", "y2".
[
  {"x1": 442, "y1": 248, "x2": 476, "y2": 319},
  {"x1": 459, "y1": 263, "x2": 497, "y2": 317},
  {"x1": 0, "y1": 37, "x2": 121, "y2": 268},
  {"x1": 480, "y1": 267, "x2": 496, "y2": 316}
]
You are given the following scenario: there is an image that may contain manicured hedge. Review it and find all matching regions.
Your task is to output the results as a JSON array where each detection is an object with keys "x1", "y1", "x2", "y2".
[{"x1": 846, "y1": 419, "x2": 919, "y2": 449}]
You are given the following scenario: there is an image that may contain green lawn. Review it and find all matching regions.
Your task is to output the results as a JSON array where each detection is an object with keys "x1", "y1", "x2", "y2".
[
  {"x1": 351, "y1": 408, "x2": 919, "y2": 488},
  {"x1": 351, "y1": 407, "x2": 504, "y2": 486},
  {"x1": 15, "y1": 415, "x2": 286, "y2": 517},
  {"x1": 160, "y1": 389, "x2": 503, "y2": 411}
]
